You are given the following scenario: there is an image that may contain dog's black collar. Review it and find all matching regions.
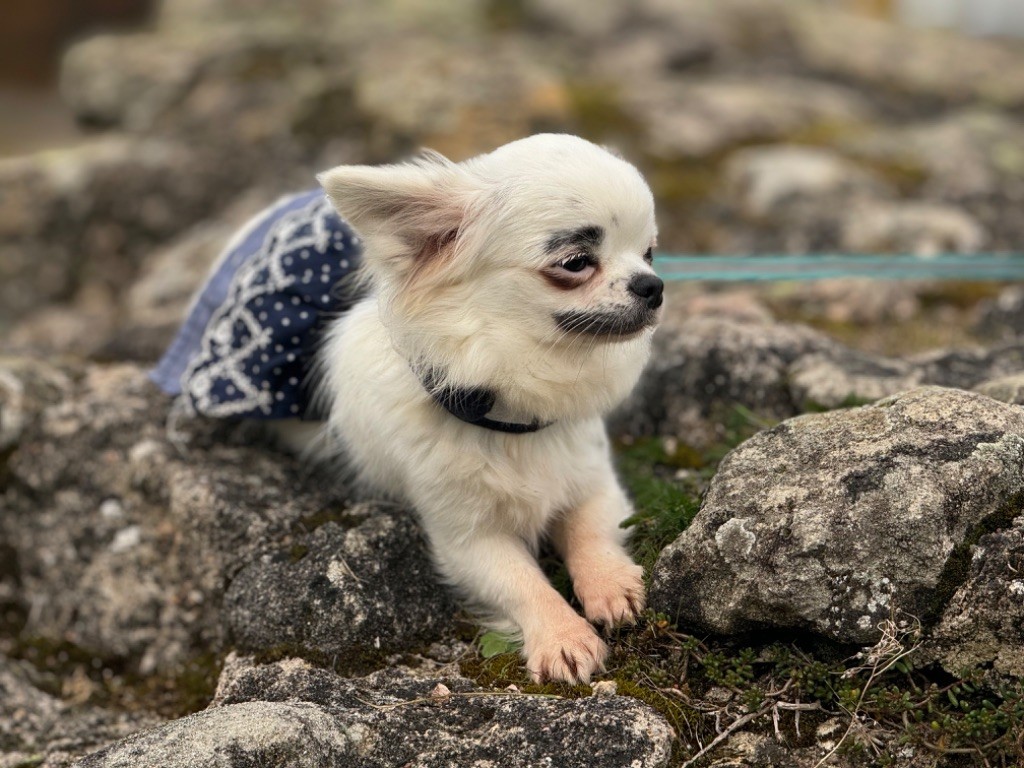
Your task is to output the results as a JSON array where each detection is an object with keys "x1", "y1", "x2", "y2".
[{"x1": 416, "y1": 368, "x2": 552, "y2": 434}]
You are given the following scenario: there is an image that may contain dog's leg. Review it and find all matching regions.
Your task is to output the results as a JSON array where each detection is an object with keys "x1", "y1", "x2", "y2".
[
  {"x1": 420, "y1": 513, "x2": 607, "y2": 684},
  {"x1": 550, "y1": 480, "x2": 646, "y2": 629}
]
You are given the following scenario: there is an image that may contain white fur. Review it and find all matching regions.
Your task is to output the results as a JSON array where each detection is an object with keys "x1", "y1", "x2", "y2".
[{"x1": 302, "y1": 135, "x2": 659, "y2": 683}]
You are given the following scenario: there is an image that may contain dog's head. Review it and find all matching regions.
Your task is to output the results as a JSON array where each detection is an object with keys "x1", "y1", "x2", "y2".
[{"x1": 319, "y1": 134, "x2": 661, "y2": 420}]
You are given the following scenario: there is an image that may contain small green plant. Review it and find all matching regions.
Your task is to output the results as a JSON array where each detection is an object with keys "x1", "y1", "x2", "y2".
[{"x1": 477, "y1": 630, "x2": 521, "y2": 659}]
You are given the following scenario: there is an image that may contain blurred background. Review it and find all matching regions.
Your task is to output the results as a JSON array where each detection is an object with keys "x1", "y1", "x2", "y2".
[{"x1": 1, "y1": 0, "x2": 1022, "y2": 364}]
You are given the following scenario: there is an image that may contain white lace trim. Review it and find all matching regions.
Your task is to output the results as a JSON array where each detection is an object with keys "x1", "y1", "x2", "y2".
[{"x1": 180, "y1": 195, "x2": 339, "y2": 418}]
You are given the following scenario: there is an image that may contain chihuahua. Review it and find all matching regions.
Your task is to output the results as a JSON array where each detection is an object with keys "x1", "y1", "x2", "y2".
[{"x1": 309, "y1": 134, "x2": 663, "y2": 683}]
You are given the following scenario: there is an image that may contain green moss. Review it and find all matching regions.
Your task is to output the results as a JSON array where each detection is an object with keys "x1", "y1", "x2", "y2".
[
  {"x1": 929, "y1": 490, "x2": 1024, "y2": 623},
  {"x1": 458, "y1": 651, "x2": 588, "y2": 699},
  {"x1": 614, "y1": 439, "x2": 702, "y2": 574}
]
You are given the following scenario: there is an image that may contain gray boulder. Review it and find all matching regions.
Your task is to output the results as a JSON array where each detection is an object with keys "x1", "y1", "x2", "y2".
[
  {"x1": 723, "y1": 145, "x2": 887, "y2": 218},
  {"x1": 225, "y1": 511, "x2": 457, "y2": 661},
  {"x1": 1, "y1": 362, "x2": 453, "y2": 675},
  {"x1": 0, "y1": 138, "x2": 245, "y2": 331},
  {"x1": 789, "y1": 5, "x2": 1024, "y2": 109},
  {"x1": 75, "y1": 701, "x2": 353, "y2": 768},
  {"x1": 613, "y1": 316, "x2": 1024, "y2": 447},
  {"x1": 976, "y1": 286, "x2": 1024, "y2": 344},
  {"x1": 839, "y1": 200, "x2": 987, "y2": 256},
  {"x1": 0, "y1": 656, "x2": 158, "y2": 768},
  {"x1": 930, "y1": 516, "x2": 1024, "y2": 678},
  {"x1": 624, "y1": 75, "x2": 870, "y2": 160},
  {"x1": 650, "y1": 387, "x2": 1024, "y2": 644},
  {"x1": 975, "y1": 373, "x2": 1024, "y2": 406},
  {"x1": 76, "y1": 654, "x2": 674, "y2": 768}
]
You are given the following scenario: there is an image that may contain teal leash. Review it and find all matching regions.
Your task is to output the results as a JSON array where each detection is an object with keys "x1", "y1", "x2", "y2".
[{"x1": 651, "y1": 253, "x2": 1024, "y2": 282}]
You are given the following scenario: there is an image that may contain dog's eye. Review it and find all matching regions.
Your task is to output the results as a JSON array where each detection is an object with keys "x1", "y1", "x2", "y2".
[
  {"x1": 558, "y1": 253, "x2": 592, "y2": 273},
  {"x1": 643, "y1": 247, "x2": 653, "y2": 264}
]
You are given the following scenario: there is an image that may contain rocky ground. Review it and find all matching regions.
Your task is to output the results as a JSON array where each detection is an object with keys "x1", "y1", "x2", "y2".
[{"x1": 2, "y1": 0, "x2": 1024, "y2": 766}]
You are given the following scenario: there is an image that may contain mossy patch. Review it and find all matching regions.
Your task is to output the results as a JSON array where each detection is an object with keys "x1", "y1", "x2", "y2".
[
  {"x1": 929, "y1": 490, "x2": 1024, "y2": 623},
  {"x1": 614, "y1": 438, "x2": 703, "y2": 574},
  {"x1": 460, "y1": 614, "x2": 1024, "y2": 765}
]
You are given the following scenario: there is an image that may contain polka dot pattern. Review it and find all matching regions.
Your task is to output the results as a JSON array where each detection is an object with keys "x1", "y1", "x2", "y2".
[{"x1": 151, "y1": 189, "x2": 363, "y2": 420}]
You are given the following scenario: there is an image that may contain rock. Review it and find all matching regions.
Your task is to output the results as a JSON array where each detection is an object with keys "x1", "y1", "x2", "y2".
[
  {"x1": 660, "y1": 284, "x2": 775, "y2": 328},
  {"x1": 225, "y1": 510, "x2": 457, "y2": 660},
  {"x1": 106, "y1": 192, "x2": 279, "y2": 362},
  {"x1": 74, "y1": 655, "x2": 675, "y2": 767},
  {"x1": 75, "y1": 700, "x2": 352, "y2": 768},
  {"x1": 789, "y1": 6, "x2": 1024, "y2": 109},
  {"x1": 0, "y1": 138, "x2": 249, "y2": 329},
  {"x1": 843, "y1": 109, "x2": 1024, "y2": 199},
  {"x1": 0, "y1": 356, "x2": 70, "y2": 453},
  {"x1": 610, "y1": 317, "x2": 834, "y2": 446},
  {"x1": 976, "y1": 286, "x2": 1024, "y2": 344},
  {"x1": 974, "y1": 373, "x2": 1024, "y2": 406},
  {"x1": 840, "y1": 200, "x2": 987, "y2": 256},
  {"x1": 771, "y1": 279, "x2": 922, "y2": 326},
  {"x1": 158, "y1": 0, "x2": 489, "y2": 43},
  {"x1": 788, "y1": 351, "x2": 921, "y2": 412},
  {"x1": 0, "y1": 655, "x2": 158, "y2": 768},
  {"x1": 351, "y1": 36, "x2": 571, "y2": 159},
  {"x1": 908, "y1": 343, "x2": 1024, "y2": 390},
  {"x1": 930, "y1": 516, "x2": 1024, "y2": 678},
  {"x1": 59, "y1": 27, "x2": 343, "y2": 136},
  {"x1": 1, "y1": 361, "x2": 452, "y2": 676},
  {"x1": 724, "y1": 145, "x2": 887, "y2": 217},
  {"x1": 613, "y1": 315, "x2": 1024, "y2": 447},
  {"x1": 624, "y1": 76, "x2": 870, "y2": 160},
  {"x1": 650, "y1": 387, "x2": 1024, "y2": 643},
  {"x1": 60, "y1": 32, "x2": 212, "y2": 131}
]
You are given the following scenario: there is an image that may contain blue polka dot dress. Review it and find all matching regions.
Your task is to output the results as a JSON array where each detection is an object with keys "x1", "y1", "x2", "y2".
[{"x1": 150, "y1": 189, "x2": 363, "y2": 420}]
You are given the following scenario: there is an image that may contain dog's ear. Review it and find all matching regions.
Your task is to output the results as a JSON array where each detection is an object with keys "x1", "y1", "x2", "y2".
[{"x1": 318, "y1": 150, "x2": 476, "y2": 276}]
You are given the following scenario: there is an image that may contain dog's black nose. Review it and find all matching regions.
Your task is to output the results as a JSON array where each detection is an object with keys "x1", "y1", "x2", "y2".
[{"x1": 628, "y1": 273, "x2": 664, "y2": 309}]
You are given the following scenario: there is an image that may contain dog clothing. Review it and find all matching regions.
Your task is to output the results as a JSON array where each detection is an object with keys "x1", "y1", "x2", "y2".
[{"x1": 150, "y1": 189, "x2": 363, "y2": 420}]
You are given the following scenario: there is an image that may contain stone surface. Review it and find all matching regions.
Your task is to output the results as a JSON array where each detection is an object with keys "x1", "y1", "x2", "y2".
[
  {"x1": 611, "y1": 318, "x2": 836, "y2": 446},
  {"x1": 789, "y1": 6, "x2": 1024, "y2": 109},
  {"x1": 0, "y1": 361, "x2": 453, "y2": 676},
  {"x1": 225, "y1": 511, "x2": 457, "y2": 659},
  {"x1": 976, "y1": 286, "x2": 1024, "y2": 344},
  {"x1": 975, "y1": 373, "x2": 1024, "y2": 406},
  {"x1": 0, "y1": 138, "x2": 245, "y2": 328},
  {"x1": 843, "y1": 109, "x2": 1024, "y2": 199},
  {"x1": 840, "y1": 200, "x2": 987, "y2": 255},
  {"x1": 0, "y1": 656, "x2": 158, "y2": 768},
  {"x1": 650, "y1": 387, "x2": 1024, "y2": 643},
  {"x1": 930, "y1": 517, "x2": 1024, "y2": 678},
  {"x1": 76, "y1": 655, "x2": 675, "y2": 768},
  {"x1": 625, "y1": 76, "x2": 870, "y2": 160},
  {"x1": 614, "y1": 317, "x2": 1024, "y2": 446},
  {"x1": 724, "y1": 145, "x2": 887, "y2": 217}
]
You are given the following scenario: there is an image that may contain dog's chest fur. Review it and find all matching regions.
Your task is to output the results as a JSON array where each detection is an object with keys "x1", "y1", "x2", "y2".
[{"x1": 316, "y1": 299, "x2": 611, "y2": 542}]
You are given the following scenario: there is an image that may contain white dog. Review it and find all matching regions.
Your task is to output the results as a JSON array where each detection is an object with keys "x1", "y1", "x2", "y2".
[{"x1": 307, "y1": 134, "x2": 663, "y2": 683}]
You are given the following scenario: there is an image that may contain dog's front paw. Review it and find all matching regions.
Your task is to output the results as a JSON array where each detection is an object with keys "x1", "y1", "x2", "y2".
[
  {"x1": 524, "y1": 616, "x2": 608, "y2": 685},
  {"x1": 574, "y1": 557, "x2": 646, "y2": 629}
]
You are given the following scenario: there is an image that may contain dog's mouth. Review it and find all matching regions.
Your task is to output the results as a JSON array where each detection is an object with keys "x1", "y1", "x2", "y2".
[{"x1": 552, "y1": 306, "x2": 659, "y2": 340}]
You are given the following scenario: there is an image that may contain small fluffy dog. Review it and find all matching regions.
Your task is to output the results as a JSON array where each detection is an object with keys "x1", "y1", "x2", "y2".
[
  {"x1": 156, "y1": 133, "x2": 662, "y2": 684},
  {"x1": 310, "y1": 135, "x2": 663, "y2": 683}
]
